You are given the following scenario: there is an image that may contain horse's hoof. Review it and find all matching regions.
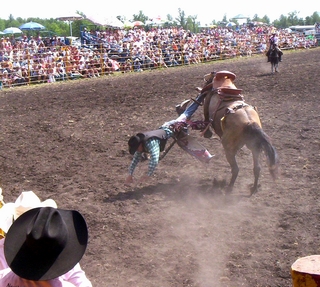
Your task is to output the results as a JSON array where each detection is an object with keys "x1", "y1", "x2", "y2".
[
  {"x1": 250, "y1": 184, "x2": 260, "y2": 196},
  {"x1": 249, "y1": 190, "x2": 257, "y2": 197},
  {"x1": 225, "y1": 186, "x2": 233, "y2": 194}
]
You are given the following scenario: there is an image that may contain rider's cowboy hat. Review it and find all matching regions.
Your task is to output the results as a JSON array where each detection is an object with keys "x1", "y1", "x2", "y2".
[
  {"x1": 0, "y1": 191, "x2": 57, "y2": 234},
  {"x1": 4, "y1": 206, "x2": 88, "y2": 281},
  {"x1": 128, "y1": 133, "x2": 145, "y2": 155}
]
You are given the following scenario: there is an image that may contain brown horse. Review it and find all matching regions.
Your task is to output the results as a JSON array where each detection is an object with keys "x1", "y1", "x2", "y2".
[{"x1": 201, "y1": 71, "x2": 279, "y2": 195}]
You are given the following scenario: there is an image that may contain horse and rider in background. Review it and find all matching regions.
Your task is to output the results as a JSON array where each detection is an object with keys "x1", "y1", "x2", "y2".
[{"x1": 266, "y1": 31, "x2": 283, "y2": 73}]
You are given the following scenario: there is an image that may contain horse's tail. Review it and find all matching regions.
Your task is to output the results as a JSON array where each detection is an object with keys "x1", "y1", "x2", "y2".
[{"x1": 244, "y1": 123, "x2": 279, "y2": 180}]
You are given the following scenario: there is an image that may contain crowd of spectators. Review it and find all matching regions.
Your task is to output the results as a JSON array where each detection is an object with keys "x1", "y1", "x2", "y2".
[{"x1": 0, "y1": 24, "x2": 318, "y2": 88}]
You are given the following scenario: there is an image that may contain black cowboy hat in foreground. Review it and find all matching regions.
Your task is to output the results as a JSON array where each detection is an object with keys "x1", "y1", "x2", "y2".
[{"x1": 4, "y1": 206, "x2": 88, "y2": 281}]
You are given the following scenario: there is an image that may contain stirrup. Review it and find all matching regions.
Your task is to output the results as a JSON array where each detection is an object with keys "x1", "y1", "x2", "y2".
[
  {"x1": 176, "y1": 99, "x2": 191, "y2": 115},
  {"x1": 191, "y1": 97, "x2": 203, "y2": 106}
]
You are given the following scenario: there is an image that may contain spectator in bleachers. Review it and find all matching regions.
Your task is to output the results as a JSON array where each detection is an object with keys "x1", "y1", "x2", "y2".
[
  {"x1": 119, "y1": 59, "x2": 132, "y2": 73},
  {"x1": 34, "y1": 64, "x2": 47, "y2": 83},
  {"x1": 1, "y1": 70, "x2": 12, "y2": 88},
  {"x1": 55, "y1": 62, "x2": 64, "y2": 80},
  {"x1": 69, "y1": 67, "x2": 85, "y2": 79},
  {"x1": 46, "y1": 64, "x2": 55, "y2": 83}
]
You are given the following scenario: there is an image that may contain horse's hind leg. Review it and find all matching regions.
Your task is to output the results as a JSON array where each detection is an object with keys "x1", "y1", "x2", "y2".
[
  {"x1": 250, "y1": 150, "x2": 261, "y2": 196},
  {"x1": 225, "y1": 151, "x2": 239, "y2": 194}
]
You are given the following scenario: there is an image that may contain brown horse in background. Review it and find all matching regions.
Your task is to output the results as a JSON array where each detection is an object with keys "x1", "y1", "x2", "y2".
[{"x1": 201, "y1": 71, "x2": 279, "y2": 195}]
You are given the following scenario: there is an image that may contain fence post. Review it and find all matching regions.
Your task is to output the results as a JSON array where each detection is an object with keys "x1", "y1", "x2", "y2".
[{"x1": 291, "y1": 255, "x2": 320, "y2": 286}]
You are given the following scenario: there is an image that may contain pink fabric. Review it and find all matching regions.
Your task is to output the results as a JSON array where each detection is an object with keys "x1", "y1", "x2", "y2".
[
  {"x1": 0, "y1": 239, "x2": 92, "y2": 287},
  {"x1": 0, "y1": 239, "x2": 8, "y2": 270}
]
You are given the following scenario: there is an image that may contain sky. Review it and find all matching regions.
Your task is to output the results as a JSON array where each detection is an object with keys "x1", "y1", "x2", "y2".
[{"x1": 0, "y1": 0, "x2": 318, "y2": 26}]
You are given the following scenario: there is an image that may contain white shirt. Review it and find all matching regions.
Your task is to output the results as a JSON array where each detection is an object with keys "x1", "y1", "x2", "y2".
[{"x1": 0, "y1": 239, "x2": 92, "y2": 287}]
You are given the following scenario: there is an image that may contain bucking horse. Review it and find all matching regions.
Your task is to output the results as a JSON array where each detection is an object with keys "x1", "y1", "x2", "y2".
[{"x1": 199, "y1": 70, "x2": 279, "y2": 196}]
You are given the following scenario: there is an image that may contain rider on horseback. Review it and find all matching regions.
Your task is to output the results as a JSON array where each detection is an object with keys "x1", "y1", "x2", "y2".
[{"x1": 266, "y1": 31, "x2": 283, "y2": 62}]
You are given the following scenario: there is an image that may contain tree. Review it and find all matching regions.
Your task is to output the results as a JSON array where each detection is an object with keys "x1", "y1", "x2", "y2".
[
  {"x1": 252, "y1": 14, "x2": 259, "y2": 22},
  {"x1": 287, "y1": 11, "x2": 300, "y2": 26},
  {"x1": 0, "y1": 9, "x2": 319, "y2": 36},
  {"x1": 116, "y1": 15, "x2": 126, "y2": 23},
  {"x1": 186, "y1": 15, "x2": 200, "y2": 32},
  {"x1": 309, "y1": 12, "x2": 320, "y2": 25},
  {"x1": 274, "y1": 15, "x2": 289, "y2": 28},
  {"x1": 132, "y1": 11, "x2": 148, "y2": 23},
  {"x1": 175, "y1": 8, "x2": 187, "y2": 28},
  {"x1": 262, "y1": 15, "x2": 270, "y2": 24},
  {"x1": 222, "y1": 14, "x2": 228, "y2": 23}
]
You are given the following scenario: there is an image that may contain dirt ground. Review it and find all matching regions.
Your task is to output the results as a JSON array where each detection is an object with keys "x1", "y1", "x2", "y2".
[{"x1": 0, "y1": 48, "x2": 319, "y2": 287}]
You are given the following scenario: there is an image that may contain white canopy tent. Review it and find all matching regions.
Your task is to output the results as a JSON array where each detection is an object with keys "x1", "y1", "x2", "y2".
[
  {"x1": 85, "y1": 14, "x2": 124, "y2": 28},
  {"x1": 56, "y1": 13, "x2": 83, "y2": 37}
]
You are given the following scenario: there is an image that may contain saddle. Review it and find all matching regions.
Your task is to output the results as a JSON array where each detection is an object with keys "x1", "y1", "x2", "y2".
[{"x1": 218, "y1": 86, "x2": 243, "y2": 98}]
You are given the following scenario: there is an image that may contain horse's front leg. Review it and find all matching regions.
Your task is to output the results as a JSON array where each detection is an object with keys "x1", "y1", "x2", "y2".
[{"x1": 225, "y1": 151, "x2": 239, "y2": 194}]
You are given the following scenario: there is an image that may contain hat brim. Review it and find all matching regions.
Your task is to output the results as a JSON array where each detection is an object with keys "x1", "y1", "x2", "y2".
[
  {"x1": 129, "y1": 147, "x2": 137, "y2": 155},
  {"x1": 4, "y1": 207, "x2": 88, "y2": 281}
]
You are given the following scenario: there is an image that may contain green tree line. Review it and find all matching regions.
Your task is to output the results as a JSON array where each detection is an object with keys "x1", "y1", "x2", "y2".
[{"x1": 0, "y1": 9, "x2": 319, "y2": 37}]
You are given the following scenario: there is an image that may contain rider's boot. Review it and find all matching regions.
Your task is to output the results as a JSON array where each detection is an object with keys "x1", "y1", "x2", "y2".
[
  {"x1": 266, "y1": 50, "x2": 270, "y2": 62},
  {"x1": 176, "y1": 91, "x2": 207, "y2": 116},
  {"x1": 277, "y1": 48, "x2": 283, "y2": 62},
  {"x1": 203, "y1": 129, "x2": 213, "y2": 138}
]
